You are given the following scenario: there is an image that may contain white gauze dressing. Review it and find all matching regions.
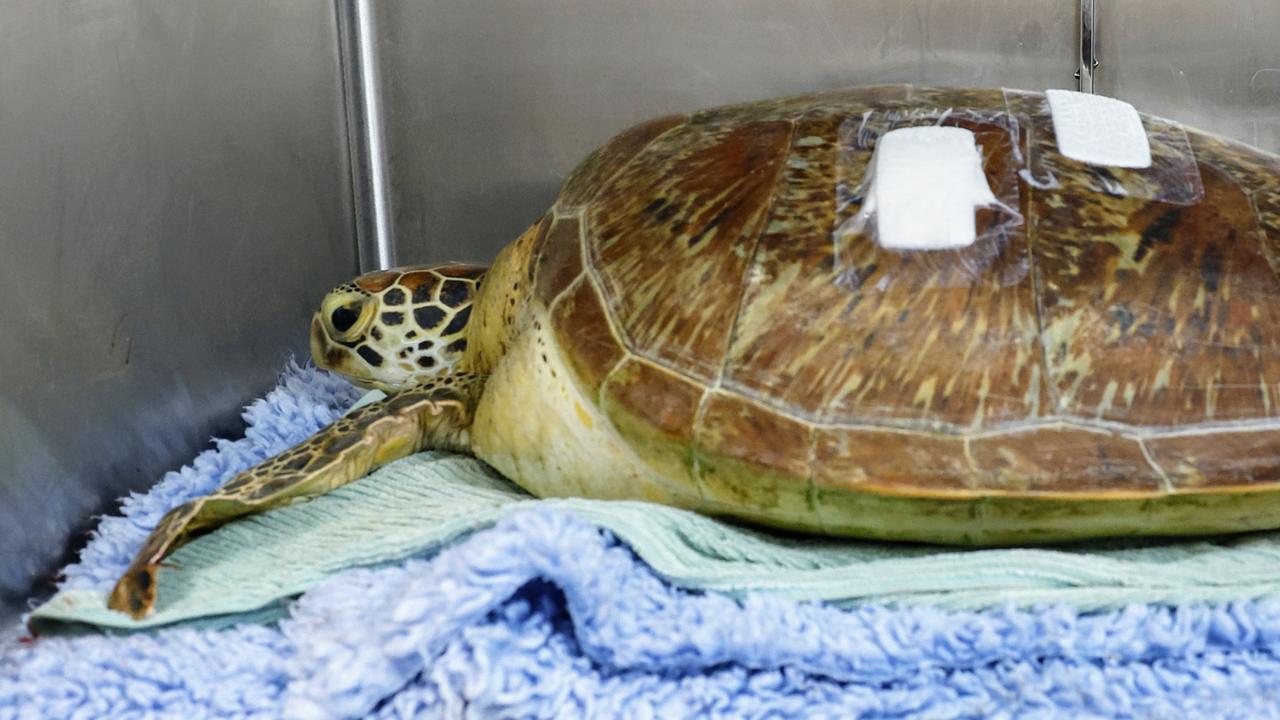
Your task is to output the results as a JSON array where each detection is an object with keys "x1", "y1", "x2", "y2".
[
  {"x1": 859, "y1": 126, "x2": 1001, "y2": 251},
  {"x1": 1046, "y1": 89, "x2": 1152, "y2": 169}
]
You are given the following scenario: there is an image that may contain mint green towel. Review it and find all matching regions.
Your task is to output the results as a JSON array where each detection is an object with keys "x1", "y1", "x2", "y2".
[{"x1": 31, "y1": 451, "x2": 1280, "y2": 632}]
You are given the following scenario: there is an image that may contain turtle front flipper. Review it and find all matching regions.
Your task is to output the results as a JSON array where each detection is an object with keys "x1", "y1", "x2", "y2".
[{"x1": 107, "y1": 376, "x2": 482, "y2": 619}]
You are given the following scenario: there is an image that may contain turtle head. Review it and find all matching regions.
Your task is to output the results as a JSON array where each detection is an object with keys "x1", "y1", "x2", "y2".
[{"x1": 311, "y1": 264, "x2": 487, "y2": 392}]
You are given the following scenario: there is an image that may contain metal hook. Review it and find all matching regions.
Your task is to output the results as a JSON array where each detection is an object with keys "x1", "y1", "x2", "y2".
[{"x1": 1076, "y1": 0, "x2": 1099, "y2": 93}]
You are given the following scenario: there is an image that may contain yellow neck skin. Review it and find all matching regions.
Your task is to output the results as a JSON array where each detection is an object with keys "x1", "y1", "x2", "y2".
[{"x1": 461, "y1": 218, "x2": 544, "y2": 376}]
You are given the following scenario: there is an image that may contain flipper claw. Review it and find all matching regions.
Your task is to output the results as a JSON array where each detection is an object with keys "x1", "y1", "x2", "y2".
[{"x1": 108, "y1": 563, "x2": 158, "y2": 619}]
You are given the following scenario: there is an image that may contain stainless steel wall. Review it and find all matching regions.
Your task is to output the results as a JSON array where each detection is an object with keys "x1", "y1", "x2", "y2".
[
  {"x1": 377, "y1": 1, "x2": 1280, "y2": 266},
  {"x1": 0, "y1": 1, "x2": 356, "y2": 625},
  {"x1": 377, "y1": 0, "x2": 1079, "y2": 264},
  {"x1": 1097, "y1": 0, "x2": 1280, "y2": 153}
]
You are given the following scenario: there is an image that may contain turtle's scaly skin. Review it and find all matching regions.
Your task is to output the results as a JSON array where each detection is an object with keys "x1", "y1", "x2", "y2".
[
  {"x1": 105, "y1": 381, "x2": 477, "y2": 617},
  {"x1": 111, "y1": 86, "x2": 1280, "y2": 618},
  {"x1": 311, "y1": 263, "x2": 487, "y2": 390}
]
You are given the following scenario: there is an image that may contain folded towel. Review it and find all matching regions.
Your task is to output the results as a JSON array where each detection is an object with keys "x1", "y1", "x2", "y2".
[{"x1": 5, "y1": 364, "x2": 1280, "y2": 718}]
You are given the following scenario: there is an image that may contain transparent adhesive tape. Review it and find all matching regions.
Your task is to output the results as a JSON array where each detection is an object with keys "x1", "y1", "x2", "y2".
[
  {"x1": 1002, "y1": 89, "x2": 1205, "y2": 205},
  {"x1": 832, "y1": 108, "x2": 1030, "y2": 290}
]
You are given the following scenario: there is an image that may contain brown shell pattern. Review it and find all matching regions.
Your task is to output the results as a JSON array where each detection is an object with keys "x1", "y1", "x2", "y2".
[{"x1": 531, "y1": 85, "x2": 1280, "y2": 497}]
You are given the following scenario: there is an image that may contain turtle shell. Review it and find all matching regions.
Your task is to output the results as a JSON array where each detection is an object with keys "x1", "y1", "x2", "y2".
[{"x1": 523, "y1": 85, "x2": 1280, "y2": 543}]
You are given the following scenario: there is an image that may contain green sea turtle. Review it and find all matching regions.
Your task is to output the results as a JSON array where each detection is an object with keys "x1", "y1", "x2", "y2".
[{"x1": 110, "y1": 86, "x2": 1280, "y2": 618}]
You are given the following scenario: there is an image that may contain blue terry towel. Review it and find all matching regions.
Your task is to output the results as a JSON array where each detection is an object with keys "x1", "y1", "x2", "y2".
[{"x1": 5, "y1": 364, "x2": 1280, "y2": 718}]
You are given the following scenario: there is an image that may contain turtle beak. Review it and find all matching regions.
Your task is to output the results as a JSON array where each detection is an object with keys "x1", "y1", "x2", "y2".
[
  {"x1": 311, "y1": 313, "x2": 348, "y2": 374},
  {"x1": 311, "y1": 312, "x2": 383, "y2": 389}
]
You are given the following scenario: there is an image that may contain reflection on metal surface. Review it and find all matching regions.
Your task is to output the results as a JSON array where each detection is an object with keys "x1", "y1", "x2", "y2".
[
  {"x1": 1075, "y1": 0, "x2": 1098, "y2": 93},
  {"x1": 337, "y1": 0, "x2": 397, "y2": 271},
  {"x1": 378, "y1": 0, "x2": 1079, "y2": 265},
  {"x1": 1097, "y1": 0, "x2": 1280, "y2": 153},
  {"x1": 0, "y1": 1, "x2": 356, "y2": 626}
]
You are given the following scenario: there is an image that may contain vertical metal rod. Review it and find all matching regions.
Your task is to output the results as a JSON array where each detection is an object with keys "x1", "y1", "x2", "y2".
[
  {"x1": 1076, "y1": 0, "x2": 1098, "y2": 93},
  {"x1": 336, "y1": 0, "x2": 396, "y2": 271}
]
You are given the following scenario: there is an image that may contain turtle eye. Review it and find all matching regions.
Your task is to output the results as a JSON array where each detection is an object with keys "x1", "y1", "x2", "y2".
[
  {"x1": 321, "y1": 292, "x2": 374, "y2": 342},
  {"x1": 330, "y1": 303, "x2": 361, "y2": 334}
]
